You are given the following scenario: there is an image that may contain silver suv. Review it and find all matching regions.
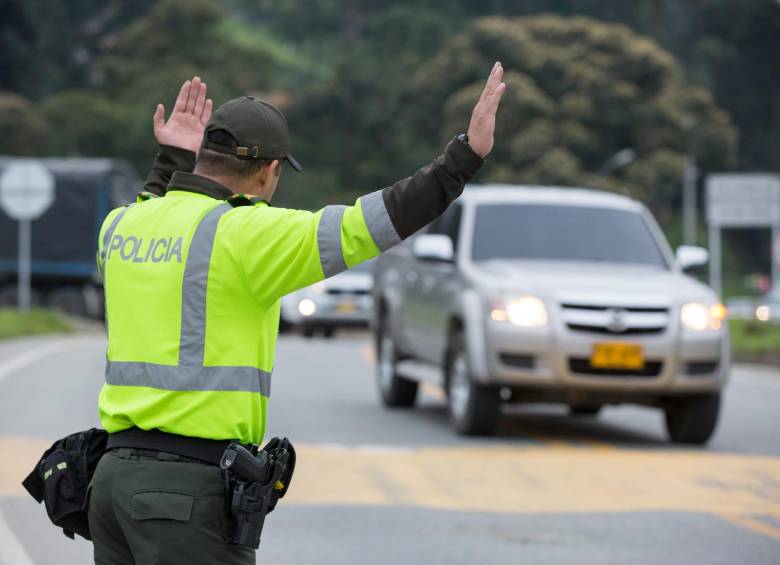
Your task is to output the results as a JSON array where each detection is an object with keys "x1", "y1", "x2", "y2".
[{"x1": 372, "y1": 185, "x2": 729, "y2": 443}]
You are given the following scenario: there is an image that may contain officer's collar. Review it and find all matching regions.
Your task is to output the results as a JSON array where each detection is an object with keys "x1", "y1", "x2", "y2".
[{"x1": 167, "y1": 172, "x2": 234, "y2": 200}]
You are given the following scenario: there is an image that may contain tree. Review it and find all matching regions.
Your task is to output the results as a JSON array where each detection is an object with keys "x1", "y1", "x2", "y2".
[
  {"x1": 278, "y1": 3, "x2": 456, "y2": 208},
  {"x1": 89, "y1": 0, "x2": 285, "y2": 171},
  {"x1": 0, "y1": 0, "x2": 157, "y2": 98},
  {"x1": 0, "y1": 93, "x2": 50, "y2": 155},
  {"x1": 40, "y1": 91, "x2": 131, "y2": 158},
  {"x1": 688, "y1": 0, "x2": 780, "y2": 171},
  {"x1": 98, "y1": 0, "x2": 276, "y2": 103},
  {"x1": 416, "y1": 15, "x2": 737, "y2": 219}
]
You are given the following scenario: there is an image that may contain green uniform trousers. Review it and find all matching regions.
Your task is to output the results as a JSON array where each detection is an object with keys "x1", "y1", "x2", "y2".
[{"x1": 88, "y1": 449, "x2": 255, "y2": 565}]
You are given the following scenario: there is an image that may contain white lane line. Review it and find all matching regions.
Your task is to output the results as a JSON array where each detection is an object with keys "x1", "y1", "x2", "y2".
[
  {"x1": 0, "y1": 340, "x2": 75, "y2": 385},
  {"x1": 0, "y1": 507, "x2": 35, "y2": 565},
  {"x1": 732, "y1": 366, "x2": 780, "y2": 390}
]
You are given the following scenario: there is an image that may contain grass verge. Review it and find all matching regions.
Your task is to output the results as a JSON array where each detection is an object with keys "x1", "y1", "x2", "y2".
[
  {"x1": 0, "y1": 308, "x2": 73, "y2": 341},
  {"x1": 729, "y1": 319, "x2": 780, "y2": 365}
]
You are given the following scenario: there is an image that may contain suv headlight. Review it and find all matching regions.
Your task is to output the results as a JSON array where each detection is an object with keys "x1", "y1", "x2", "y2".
[
  {"x1": 756, "y1": 304, "x2": 771, "y2": 322},
  {"x1": 490, "y1": 295, "x2": 548, "y2": 327},
  {"x1": 298, "y1": 298, "x2": 316, "y2": 316},
  {"x1": 680, "y1": 302, "x2": 727, "y2": 331}
]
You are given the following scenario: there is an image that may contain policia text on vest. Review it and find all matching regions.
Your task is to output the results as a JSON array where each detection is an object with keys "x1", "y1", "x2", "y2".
[
  {"x1": 105, "y1": 233, "x2": 184, "y2": 263},
  {"x1": 40, "y1": 66, "x2": 504, "y2": 563}
]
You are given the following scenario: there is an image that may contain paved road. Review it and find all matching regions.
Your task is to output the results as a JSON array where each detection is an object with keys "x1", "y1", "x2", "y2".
[{"x1": 0, "y1": 331, "x2": 778, "y2": 564}]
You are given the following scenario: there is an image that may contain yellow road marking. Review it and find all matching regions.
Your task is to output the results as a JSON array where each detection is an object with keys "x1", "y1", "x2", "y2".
[
  {"x1": 4, "y1": 435, "x2": 780, "y2": 541},
  {"x1": 360, "y1": 344, "x2": 375, "y2": 364},
  {"x1": 577, "y1": 438, "x2": 617, "y2": 450},
  {"x1": 0, "y1": 436, "x2": 52, "y2": 496},
  {"x1": 282, "y1": 443, "x2": 780, "y2": 540},
  {"x1": 420, "y1": 382, "x2": 446, "y2": 402},
  {"x1": 719, "y1": 513, "x2": 780, "y2": 541},
  {"x1": 286, "y1": 444, "x2": 780, "y2": 516}
]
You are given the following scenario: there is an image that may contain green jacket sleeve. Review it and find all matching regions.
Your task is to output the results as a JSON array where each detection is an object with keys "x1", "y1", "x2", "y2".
[
  {"x1": 143, "y1": 145, "x2": 196, "y2": 196},
  {"x1": 237, "y1": 137, "x2": 483, "y2": 304}
]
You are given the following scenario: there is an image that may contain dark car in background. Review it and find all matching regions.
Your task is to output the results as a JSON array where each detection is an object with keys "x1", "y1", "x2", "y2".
[{"x1": 280, "y1": 259, "x2": 375, "y2": 338}]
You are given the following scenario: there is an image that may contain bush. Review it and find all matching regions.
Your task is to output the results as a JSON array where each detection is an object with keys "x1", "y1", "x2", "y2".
[{"x1": 0, "y1": 308, "x2": 72, "y2": 341}]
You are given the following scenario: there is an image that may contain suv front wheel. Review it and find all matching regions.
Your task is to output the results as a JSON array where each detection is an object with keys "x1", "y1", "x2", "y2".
[
  {"x1": 446, "y1": 329, "x2": 500, "y2": 436},
  {"x1": 664, "y1": 393, "x2": 720, "y2": 444}
]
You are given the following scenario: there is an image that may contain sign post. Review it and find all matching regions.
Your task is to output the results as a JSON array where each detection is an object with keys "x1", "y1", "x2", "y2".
[
  {"x1": 706, "y1": 174, "x2": 780, "y2": 297},
  {"x1": 0, "y1": 161, "x2": 55, "y2": 311},
  {"x1": 773, "y1": 227, "x2": 780, "y2": 293},
  {"x1": 682, "y1": 153, "x2": 698, "y2": 245}
]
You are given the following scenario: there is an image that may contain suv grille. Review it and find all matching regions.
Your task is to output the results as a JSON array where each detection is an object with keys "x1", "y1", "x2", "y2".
[
  {"x1": 327, "y1": 288, "x2": 369, "y2": 295},
  {"x1": 569, "y1": 358, "x2": 663, "y2": 377},
  {"x1": 561, "y1": 303, "x2": 669, "y2": 335}
]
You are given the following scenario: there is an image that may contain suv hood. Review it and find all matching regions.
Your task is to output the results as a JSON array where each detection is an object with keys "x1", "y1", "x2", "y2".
[{"x1": 471, "y1": 260, "x2": 717, "y2": 307}]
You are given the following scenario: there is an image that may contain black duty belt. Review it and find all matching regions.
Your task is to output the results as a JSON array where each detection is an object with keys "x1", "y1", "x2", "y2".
[{"x1": 107, "y1": 428, "x2": 255, "y2": 466}]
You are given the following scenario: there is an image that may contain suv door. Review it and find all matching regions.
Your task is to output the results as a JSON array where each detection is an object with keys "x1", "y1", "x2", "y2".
[{"x1": 404, "y1": 204, "x2": 462, "y2": 364}]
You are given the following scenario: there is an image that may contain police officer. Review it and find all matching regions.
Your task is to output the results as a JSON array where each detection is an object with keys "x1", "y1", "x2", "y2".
[{"x1": 88, "y1": 65, "x2": 505, "y2": 564}]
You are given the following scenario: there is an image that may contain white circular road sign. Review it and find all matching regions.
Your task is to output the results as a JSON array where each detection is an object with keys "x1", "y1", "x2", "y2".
[{"x1": 0, "y1": 160, "x2": 55, "y2": 220}]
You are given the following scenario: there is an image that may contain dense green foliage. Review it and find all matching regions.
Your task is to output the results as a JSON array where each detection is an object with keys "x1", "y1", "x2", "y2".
[
  {"x1": 420, "y1": 16, "x2": 735, "y2": 220},
  {"x1": 0, "y1": 0, "x2": 776, "y2": 223}
]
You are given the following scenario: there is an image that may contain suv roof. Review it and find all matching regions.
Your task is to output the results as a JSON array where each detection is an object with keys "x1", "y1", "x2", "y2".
[{"x1": 462, "y1": 184, "x2": 642, "y2": 211}]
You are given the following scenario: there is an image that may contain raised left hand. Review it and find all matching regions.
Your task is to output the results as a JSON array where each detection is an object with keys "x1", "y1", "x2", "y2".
[
  {"x1": 153, "y1": 76, "x2": 213, "y2": 156},
  {"x1": 466, "y1": 63, "x2": 506, "y2": 158}
]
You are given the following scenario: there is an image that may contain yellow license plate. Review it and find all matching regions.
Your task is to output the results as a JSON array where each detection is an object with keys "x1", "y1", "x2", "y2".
[
  {"x1": 590, "y1": 342, "x2": 644, "y2": 370},
  {"x1": 337, "y1": 301, "x2": 357, "y2": 313}
]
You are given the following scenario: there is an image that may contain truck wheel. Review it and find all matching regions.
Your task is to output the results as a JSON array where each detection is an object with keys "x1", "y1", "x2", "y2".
[
  {"x1": 376, "y1": 314, "x2": 417, "y2": 407},
  {"x1": 322, "y1": 326, "x2": 336, "y2": 339},
  {"x1": 302, "y1": 325, "x2": 315, "y2": 338},
  {"x1": 46, "y1": 286, "x2": 87, "y2": 317},
  {"x1": 446, "y1": 330, "x2": 500, "y2": 436},
  {"x1": 664, "y1": 393, "x2": 721, "y2": 444},
  {"x1": 569, "y1": 405, "x2": 602, "y2": 417},
  {"x1": 0, "y1": 285, "x2": 43, "y2": 308}
]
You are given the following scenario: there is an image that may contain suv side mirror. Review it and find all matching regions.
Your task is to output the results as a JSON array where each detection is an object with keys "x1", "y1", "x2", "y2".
[
  {"x1": 412, "y1": 234, "x2": 454, "y2": 263},
  {"x1": 676, "y1": 245, "x2": 709, "y2": 271}
]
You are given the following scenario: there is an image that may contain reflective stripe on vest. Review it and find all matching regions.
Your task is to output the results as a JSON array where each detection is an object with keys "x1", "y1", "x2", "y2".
[
  {"x1": 98, "y1": 204, "x2": 134, "y2": 279},
  {"x1": 104, "y1": 202, "x2": 272, "y2": 396},
  {"x1": 179, "y1": 203, "x2": 231, "y2": 367},
  {"x1": 317, "y1": 205, "x2": 347, "y2": 277},
  {"x1": 358, "y1": 190, "x2": 401, "y2": 251},
  {"x1": 105, "y1": 361, "x2": 271, "y2": 395},
  {"x1": 316, "y1": 191, "x2": 400, "y2": 277}
]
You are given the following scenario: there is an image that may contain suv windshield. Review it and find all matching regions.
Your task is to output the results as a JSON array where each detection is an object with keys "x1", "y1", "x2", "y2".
[{"x1": 472, "y1": 203, "x2": 668, "y2": 268}]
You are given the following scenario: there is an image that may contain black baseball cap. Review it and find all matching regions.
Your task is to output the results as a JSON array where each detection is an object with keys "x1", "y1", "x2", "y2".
[{"x1": 202, "y1": 96, "x2": 302, "y2": 172}]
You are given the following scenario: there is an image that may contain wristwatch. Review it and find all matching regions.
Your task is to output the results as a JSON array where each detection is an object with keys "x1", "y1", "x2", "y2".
[{"x1": 456, "y1": 133, "x2": 470, "y2": 147}]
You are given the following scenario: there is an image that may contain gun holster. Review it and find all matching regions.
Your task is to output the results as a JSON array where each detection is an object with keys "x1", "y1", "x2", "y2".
[{"x1": 220, "y1": 437, "x2": 296, "y2": 549}]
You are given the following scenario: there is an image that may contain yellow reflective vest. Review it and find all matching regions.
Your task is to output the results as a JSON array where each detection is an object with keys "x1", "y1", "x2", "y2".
[{"x1": 96, "y1": 180, "x2": 399, "y2": 445}]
